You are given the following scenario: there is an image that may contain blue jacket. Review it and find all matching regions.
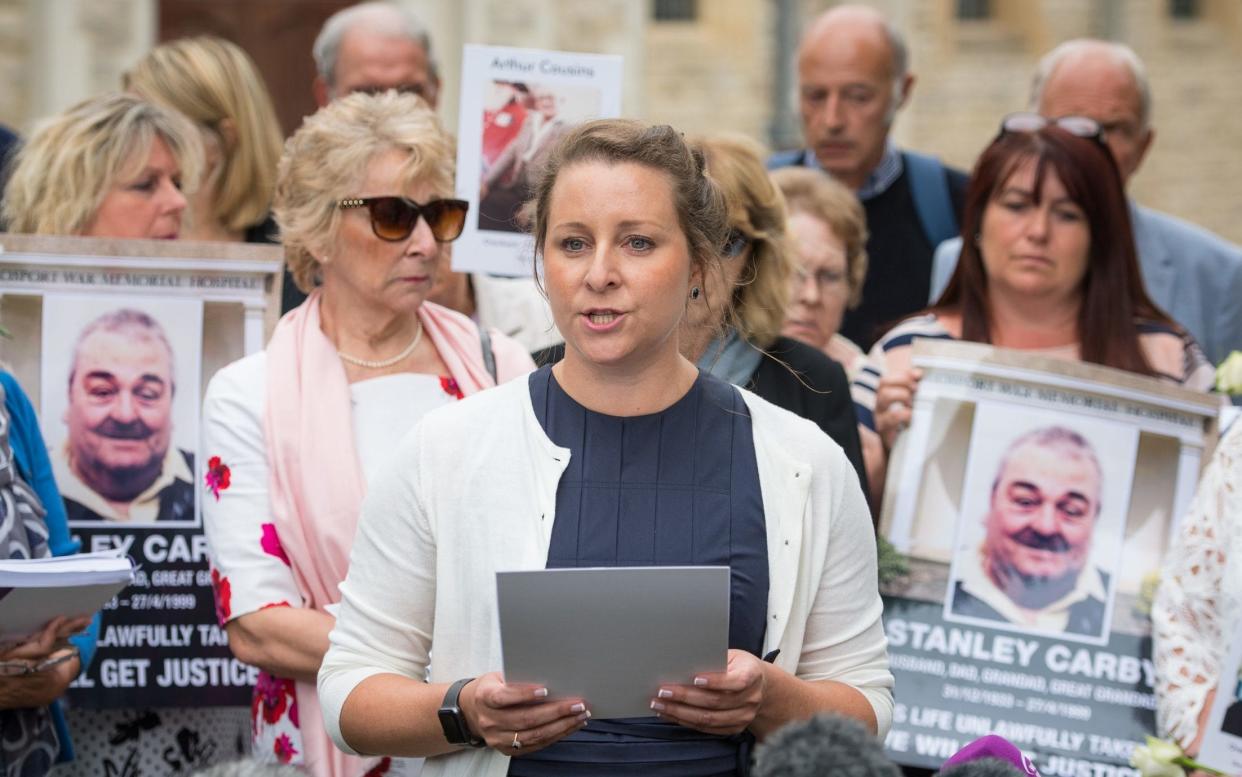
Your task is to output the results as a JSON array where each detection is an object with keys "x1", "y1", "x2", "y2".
[{"x1": 2, "y1": 371, "x2": 100, "y2": 764}]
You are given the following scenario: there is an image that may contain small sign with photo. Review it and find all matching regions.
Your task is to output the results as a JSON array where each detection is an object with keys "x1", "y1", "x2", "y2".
[{"x1": 453, "y1": 43, "x2": 623, "y2": 277}]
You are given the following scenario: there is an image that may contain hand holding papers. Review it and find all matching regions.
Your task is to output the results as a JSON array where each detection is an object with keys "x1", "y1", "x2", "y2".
[
  {"x1": 496, "y1": 566, "x2": 729, "y2": 719},
  {"x1": 0, "y1": 549, "x2": 134, "y2": 643}
]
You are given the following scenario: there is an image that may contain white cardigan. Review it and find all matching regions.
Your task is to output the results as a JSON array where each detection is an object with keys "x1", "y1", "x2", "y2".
[{"x1": 318, "y1": 376, "x2": 894, "y2": 777}]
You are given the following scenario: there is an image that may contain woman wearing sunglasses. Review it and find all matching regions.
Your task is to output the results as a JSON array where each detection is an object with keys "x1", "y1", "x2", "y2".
[
  {"x1": 318, "y1": 119, "x2": 891, "y2": 777},
  {"x1": 853, "y1": 113, "x2": 1213, "y2": 504},
  {"x1": 200, "y1": 91, "x2": 535, "y2": 777}
]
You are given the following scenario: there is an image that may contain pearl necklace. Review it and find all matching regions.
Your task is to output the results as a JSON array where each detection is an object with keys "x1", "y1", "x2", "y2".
[{"x1": 337, "y1": 322, "x2": 423, "y2": 369}]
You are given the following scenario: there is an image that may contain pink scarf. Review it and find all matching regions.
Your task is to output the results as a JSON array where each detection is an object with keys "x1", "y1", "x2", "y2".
[{"x1": 264, "y1": 290, "x2": 528, "y2": 776}]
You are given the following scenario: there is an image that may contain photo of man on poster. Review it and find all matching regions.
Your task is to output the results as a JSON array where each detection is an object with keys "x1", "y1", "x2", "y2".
[
  {"x1": 51, "y1": 307, "x2": 196, "y2": 523},
  {"x1": 478, "y1": 81, "x2": 576, "y2": 233},
  {"x1": 947, "y1": 420, "x2": 1130, "y2": 642}
]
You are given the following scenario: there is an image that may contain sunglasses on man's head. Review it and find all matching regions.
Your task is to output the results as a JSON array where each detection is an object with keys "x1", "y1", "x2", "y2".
[
  {"x1": 338, "y1": 196, "x2": 469, "y2": 243},
  {"x1": 998, "y1": 112, "x2": 1106, "y2": 147}
]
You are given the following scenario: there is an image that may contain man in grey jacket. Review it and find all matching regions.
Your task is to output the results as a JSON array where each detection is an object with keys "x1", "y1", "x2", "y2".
[{"x1": 930, "y1": 39, "x2": 1242, "y2": 365}]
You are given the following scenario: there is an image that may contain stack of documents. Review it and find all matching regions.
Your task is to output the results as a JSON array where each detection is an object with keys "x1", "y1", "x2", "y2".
[{"x1": 0, "y1": 550, "x2": 135, "y2": 642}]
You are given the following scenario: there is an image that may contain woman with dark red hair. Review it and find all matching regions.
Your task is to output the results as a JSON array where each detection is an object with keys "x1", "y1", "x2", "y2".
[{"x1": 852, "y1": 114, "x2": 1212, "y2": 500}]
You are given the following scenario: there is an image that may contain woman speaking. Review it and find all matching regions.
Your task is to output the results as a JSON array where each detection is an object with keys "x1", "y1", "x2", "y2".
[{"x1": 318, "y1": 119, "x2": 892, "y2": 776}]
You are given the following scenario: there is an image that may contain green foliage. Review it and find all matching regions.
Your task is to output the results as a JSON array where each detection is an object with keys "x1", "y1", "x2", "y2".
[
  {"x1": 877, "y1": 534, "x2": 909, "y2": 585},
  {"x1": 1133, "y1": 571, "x2": 1160, "y2": 620}
]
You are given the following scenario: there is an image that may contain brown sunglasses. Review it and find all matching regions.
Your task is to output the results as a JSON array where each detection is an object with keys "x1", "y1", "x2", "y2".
[{"x1": 338, "y1": 196, "x2": 469, "y2": 242}]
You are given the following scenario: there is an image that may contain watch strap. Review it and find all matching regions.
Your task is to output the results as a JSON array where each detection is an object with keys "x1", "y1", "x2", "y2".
[{"x1": 442, "y1": 677, "x2": 473, "y2": 708}]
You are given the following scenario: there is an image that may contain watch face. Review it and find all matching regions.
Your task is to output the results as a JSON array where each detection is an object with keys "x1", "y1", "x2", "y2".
[{"x1": 438, "y1": 707, "x2": 467, "y2": 744}]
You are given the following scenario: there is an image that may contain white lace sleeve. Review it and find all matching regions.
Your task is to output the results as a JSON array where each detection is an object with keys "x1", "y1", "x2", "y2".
[{"x1": 1153, "y1": 421, "x2": 1242, "y2": 748}]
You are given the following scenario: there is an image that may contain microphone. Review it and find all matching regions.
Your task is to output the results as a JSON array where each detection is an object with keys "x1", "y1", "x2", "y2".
[
  {"x1": 937, "y1": 735, "x2": 1041, "y2": 777},
  {"x1": 938, "y1": 759, "x2": 1030, "y2": 777},
  {"x1": 752, "y1": 713, "x2": 902, "y2": 777}
]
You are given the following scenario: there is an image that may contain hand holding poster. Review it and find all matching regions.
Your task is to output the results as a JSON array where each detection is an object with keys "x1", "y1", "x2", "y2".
[
  {"x1": 453, "y1": 44, "x2": 623, "y2": 276},
  {"x1": 878, "y1": 340, "x2": 1220, "y2": 774}
]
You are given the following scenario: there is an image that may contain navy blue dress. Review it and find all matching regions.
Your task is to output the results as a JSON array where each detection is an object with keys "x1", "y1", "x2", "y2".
[{"x1": 509, "y1": 366, "x2": 768, "y2": 777}]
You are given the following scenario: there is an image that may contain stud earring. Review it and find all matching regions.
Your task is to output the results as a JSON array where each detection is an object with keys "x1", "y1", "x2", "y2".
[{"x1": 690, "y1": 286, "x2": 701, "y2": 300}]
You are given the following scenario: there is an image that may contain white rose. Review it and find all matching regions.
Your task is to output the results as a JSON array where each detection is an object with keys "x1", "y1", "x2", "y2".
[
  {"x1": 1130, "y1": 737, "x2": 1186, "y2": 777},
  {"x1": 1216, "y1": 351, "x2": 1242, "y2": 394}
]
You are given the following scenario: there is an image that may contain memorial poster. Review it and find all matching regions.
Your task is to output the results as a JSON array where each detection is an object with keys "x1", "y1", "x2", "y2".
[
  {"x1": 0, "y1": 236, "x2": 280, "y2": 772},
  {"x1": 879, "y1": 340, "x2": 1221, "y2": 774}
]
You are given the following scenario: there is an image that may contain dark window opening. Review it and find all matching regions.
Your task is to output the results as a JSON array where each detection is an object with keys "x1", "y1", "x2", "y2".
[
  {"x1": 956, "y1": 0, "x2": 991, "y2": 21},
  {"x1": 1170, "y1": 0, "x2": 1201, "y2": 19},
  {"x1": 654, "y1": 0, "x2": 697, "y2": 22}
]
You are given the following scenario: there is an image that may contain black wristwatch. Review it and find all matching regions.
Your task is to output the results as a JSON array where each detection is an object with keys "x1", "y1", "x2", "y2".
[{"x1": 438, "y1": 678, "x2": 486, "y2": 747}]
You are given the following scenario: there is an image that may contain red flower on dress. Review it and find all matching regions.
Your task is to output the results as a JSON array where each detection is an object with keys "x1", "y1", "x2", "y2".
[
  {"x1": 439, "y1": 376, "x2": 464, "y2": 400},
  {"x1": 254, "y1": 671, "x2": 295, "y2": 725},
  {"x1": 260, "y1": 601, "x2": 291, "y2": 610},
  {"x1": 273, "y1": 733, "x2": 298, "y2": 763},
  {"x1": 260, "y1": 523, "x2": 291, "y2": 566},
  {"x1": 210, "y1": 568, "x2": 231, "y2": 625},
  {"x1": 364, "y1": 757, "x2": 393, "y2": 776},
  {"x1": 205, "y1": 456, "x2": 232, "y2": 500}
]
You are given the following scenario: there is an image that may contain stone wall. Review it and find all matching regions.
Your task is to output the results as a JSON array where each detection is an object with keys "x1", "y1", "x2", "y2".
[
  {"x1": 0, "y1": 0, "x2": 153, "y2": 133},
  {"x1": 794, "y1": 0, "x2": 1242, "y2": 243}
]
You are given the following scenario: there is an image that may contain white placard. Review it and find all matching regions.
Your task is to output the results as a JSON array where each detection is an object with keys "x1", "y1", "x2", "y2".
[{"x1": 454, "y1": 44, "x2": 623, "y2": 277}]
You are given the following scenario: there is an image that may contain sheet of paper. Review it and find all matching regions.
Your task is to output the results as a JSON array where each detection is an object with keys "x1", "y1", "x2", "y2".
[
  {"x1": 0, "y1": 549, "x2": 135, "y2": 586},
  {"x1": 496, "y1": 566, "x2": 729, "y2": 719},
  {"x1": 454, "y1": 44, "x2": 623, "y2": 277},
  {"x1": 0, "y1": 551, "x2": 134, "y2": 641}
]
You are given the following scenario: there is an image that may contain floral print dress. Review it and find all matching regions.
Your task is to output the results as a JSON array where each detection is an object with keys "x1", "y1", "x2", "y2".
[{"x1": 201, "y1": 351, "x2": 463, "y2": 772}]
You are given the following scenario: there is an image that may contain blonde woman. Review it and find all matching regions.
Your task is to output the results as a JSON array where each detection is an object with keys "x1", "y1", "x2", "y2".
[
  {"x1": 0, "y1": 92, "x2": 264, "y2": 775},
  {"x1": 3, "y1": 92, "x2": 201, "y2": 238},
  {"x1": 683, "y1": 133, "x2": 867, "y2": 493},
  {"x1": 201, "y1": 91, "x2": 534, "y2": 776},
  {"x1": 125, "y1": 36, "x2": 283, "y2": 244},
  {"x1": 770, "y1": 167, "x2": 869, "y2": 378}
]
